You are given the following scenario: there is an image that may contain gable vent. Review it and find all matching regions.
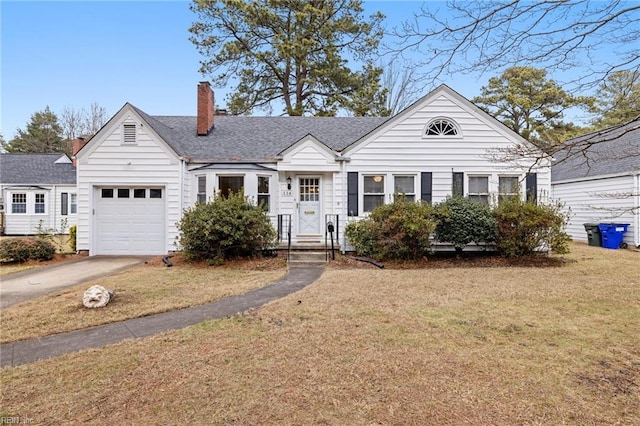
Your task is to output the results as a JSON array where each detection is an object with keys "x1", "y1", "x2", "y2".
[{"x1": 123, "y1": 124, "x2": 137, "y2": 144}]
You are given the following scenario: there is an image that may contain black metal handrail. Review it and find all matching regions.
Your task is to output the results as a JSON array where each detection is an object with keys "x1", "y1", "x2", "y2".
[
  {"x1": 277, "y1": 214, "x2": 292, "y2": 262},
  {"x1": 324, "y1": 214, "x2": 339, "y2": 261}
]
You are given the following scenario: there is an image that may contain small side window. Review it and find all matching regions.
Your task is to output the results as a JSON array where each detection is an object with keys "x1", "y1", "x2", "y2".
[
  {"x1": 197, "y1": 176, "x2": 207, "y2": 203},
  {"x1": 70, "y1": 193, "x2": 77, "y2": 214}
]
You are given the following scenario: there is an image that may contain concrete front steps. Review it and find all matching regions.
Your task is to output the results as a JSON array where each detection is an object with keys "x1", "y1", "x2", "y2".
[
  {"x1": 287, "y1": 250, "x2": 328, "y2": 265},
  {"x1": 278, "y1": 240, "x2": 340, "y2": 265}
]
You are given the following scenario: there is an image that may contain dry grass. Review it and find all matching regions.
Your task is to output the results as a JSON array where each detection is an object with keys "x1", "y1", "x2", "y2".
[
  {"x1": 1, "y1": 243, "x2": 639, "y2": 424},
  {"x1": 0, "y1": 235, "x2": 77, "y2": 276},
  {"x1": 0, "y1": 256, "x2": 286, "y2": 343}
]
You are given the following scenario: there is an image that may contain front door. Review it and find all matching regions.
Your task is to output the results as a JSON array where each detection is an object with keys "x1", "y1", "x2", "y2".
[{"x1": 298, "y1": 177, "x2": 321, "y2": 235}]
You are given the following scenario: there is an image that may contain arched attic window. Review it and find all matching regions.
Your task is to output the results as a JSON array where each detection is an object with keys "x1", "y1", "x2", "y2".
[{"x1": 424, "y1": 118, "x2": 461, "y2": 137}]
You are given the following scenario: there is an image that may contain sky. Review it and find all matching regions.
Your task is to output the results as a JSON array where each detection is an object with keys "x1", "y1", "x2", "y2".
[{"x1": 0, "y1": 0, "x2": 613, "y2": 141}]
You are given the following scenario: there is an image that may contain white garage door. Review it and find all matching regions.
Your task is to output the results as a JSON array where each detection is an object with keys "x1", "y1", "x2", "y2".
[{"x1": 95, "y1": 187, "x2": 166, "y2": 255}]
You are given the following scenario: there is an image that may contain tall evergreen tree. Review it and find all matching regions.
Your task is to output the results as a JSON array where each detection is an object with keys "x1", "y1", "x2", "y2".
[
  {"x1": 2, "y1": 107, "x2": 66, "y2": 154},
  {"x1": 472, "y1": 67, "x2": 594, "y2": 146},
  {"x1": 189, "y1": 0, "x2": 386, "y2": 116},
  {"x1": 592, "y1": 70, "x2": 640, "y2": 129}
]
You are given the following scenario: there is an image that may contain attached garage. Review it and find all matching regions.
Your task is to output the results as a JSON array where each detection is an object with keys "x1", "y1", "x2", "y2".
[{"x1": 94, "y1": 186, "x2": 166, "y2": 255}]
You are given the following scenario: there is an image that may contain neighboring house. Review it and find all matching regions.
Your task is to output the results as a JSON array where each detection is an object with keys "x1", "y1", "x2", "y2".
[
  {"x1": 74, "y1": 82, "x2": 549, "y2": 256},
  {"x1": 0, "y1": 153, "x2": 77, "y2": 235},
  {"x1": 552, "y1": 118, "x2": 640, "y2": 247}
]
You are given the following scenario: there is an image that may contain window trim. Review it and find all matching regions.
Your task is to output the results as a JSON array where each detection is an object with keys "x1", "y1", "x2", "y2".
[
  {"x1": 257, "y1": 175, "x2": 270, "y2": 212},
  {"x1": 393, "y1": 175, "x2": 416, "y2": 202},
  {"x1": 423, "y1": 117, "x2": 462, "y2": 138},
  {"x1": 218, "y1": 175, "x2": 245, "y2": 198},
  {"x1": 498, "y1": 176, "x2": 520, "y2": 203},
  {"x1": 197, "y1": 175, "x2": 207, "y2": 203},
  {"x1": 70, "y1": 193, "x2": 77, "y2": 214},
  {"x1": 467, "y1": 175, "x2": 490, "y2": 204},
  {"x1": 363, "y1": 174, "x2": 385, "y2": 213},
  {"x1": 34, "y1": 193, "x2": 46, "y2": 214},
  {"x1": 11, "y1": 193, "x2": 27, "y2": 214}
]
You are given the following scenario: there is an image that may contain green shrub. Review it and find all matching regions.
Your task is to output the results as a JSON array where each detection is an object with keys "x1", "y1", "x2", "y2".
[
  {"x1": 177, "y1": 191, "x2": 277, "y2": 263},
  {"x1": 434, "y1": 196, "x2": 496, "y2": 254},
  {"x1": 345, "y1": 198, "x2": 436, "y2": 261},
  {"x1": 493, "y1": 197, "x2": 571, "y2": 257},
  {"x1": 0, "y1": 237, "x2": 56, "y2": 262},
  {"x1": 69, "y1": 225, "x2": 77, "y2": 252}
]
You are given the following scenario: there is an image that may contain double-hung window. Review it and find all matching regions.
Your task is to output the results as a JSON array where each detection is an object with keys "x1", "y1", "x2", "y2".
[
  {"x1": 12, "y1": 193, "x2": 27, "y2": 214},
  {"x1": 34, "y1": 193, "x2": 46, "y2": 214},
  {"x1": 363, "y1": 175, "x2": 385, "y2": 213},
  {"x1": 257, "y1": 176, "x2": 270, "y2": 211},
  {"x1": 468, "y1": 176, "x2": 489, "y2": 204},
  {"x1": 499, "y1": 176, "x2": 520, "y2": 203},
  {"x1": 70, "y1": 193, "x2": 77, "y2": 213},
  {"x1": 197, "y1": 176, "x2": 207, "y2": 203},
  {"x1": 394, "y1": 176, "x2": 415, "y2": 202}
]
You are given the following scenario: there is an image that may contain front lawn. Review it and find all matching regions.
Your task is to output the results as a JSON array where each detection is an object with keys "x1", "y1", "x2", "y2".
[
  {"x1": 1, "y1": 243, "x2": 638, "y2": 424},
  {"x1": 0, "y1": 256, "x2": 286, "y2": 343}
]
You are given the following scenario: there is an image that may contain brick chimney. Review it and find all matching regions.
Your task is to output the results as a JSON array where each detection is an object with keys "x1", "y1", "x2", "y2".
[
  {"x1": 197, "y1": 81, "x2": 215, "y2": 136},
  {"x1": 71, "y1": 137, "x2": 87, "y2": 166}
]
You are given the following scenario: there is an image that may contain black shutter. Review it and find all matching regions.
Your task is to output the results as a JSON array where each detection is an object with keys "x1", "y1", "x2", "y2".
[
  {"x1": 526, "y1": 173, "x2": 537, "y2": 203},
  {"x1": 61, "y1": 192, "x2": 69, "y2": 216},
  {"x1": 421, "y1": 172, "x2": 432, "y2": 203},
  {"x1": 452, "y1": 172, "x2": 464, "y2": 197},
  {"x1": 347, "y1": 172, "x2": 358, "y2": 216}
]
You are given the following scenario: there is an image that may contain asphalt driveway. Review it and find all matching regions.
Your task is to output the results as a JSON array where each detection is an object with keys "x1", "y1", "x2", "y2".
[{"x1": 0, "y1": 256, "x2": 149, "y2": 309}]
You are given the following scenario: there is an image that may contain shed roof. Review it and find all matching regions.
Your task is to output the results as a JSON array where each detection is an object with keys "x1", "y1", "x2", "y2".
[
  {"x1": 551, "y1": 118, "x2": 640, "y2": 182},
  {"x1": 0, "y1": 153, "x2": 76, "y2": 185}
]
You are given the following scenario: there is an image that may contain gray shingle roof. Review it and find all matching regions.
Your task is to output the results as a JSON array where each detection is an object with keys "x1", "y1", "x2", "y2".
[
  {"x1": 551, "y1": 118, "x2": 640, "y2": 182},
  {"x1": 0, "y1": 153, "x2": 76, "y2": 184},
  {"x1": 130, "y1": 105, "x2": 389, "y2": 162}
]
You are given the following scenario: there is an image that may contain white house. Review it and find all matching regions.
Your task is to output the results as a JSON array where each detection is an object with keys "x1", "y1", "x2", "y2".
[
  {"x1": 74, "y1": 82, "x2": 549, "y2": 256},
  {"x1": 552, "y1": 118, "x2": 640, "y2": 248},
  {"x1": 0, "y1": 153, "x2": 77, "y2": 235}
]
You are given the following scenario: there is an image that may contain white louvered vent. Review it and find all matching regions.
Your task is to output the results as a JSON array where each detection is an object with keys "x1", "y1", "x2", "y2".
[{"x1": 123, "y1": 124, "x2": 137, "y2": 144}]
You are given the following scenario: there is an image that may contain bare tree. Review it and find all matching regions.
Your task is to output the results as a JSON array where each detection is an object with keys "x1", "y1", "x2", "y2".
[
  {"x1": 60, "y1": 103, "x2": 108, "y2": 141},
  {"x1": 392, "y1": 1, "x2": 639, "y2": 93},
  {"x1": 60, "y1": 106, "x2": 86, "y2": 141},
  {"x1": 381, "y1": 60, "x2": 422, "y2": 115},
  {"x1": 86, "y1": 102, "x2": 107, "y2": 135}
]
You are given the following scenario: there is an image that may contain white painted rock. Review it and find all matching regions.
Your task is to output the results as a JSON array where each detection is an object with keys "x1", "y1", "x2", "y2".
[{"x1": 83, "y1": 285, "x2": 115, "y2": 308}]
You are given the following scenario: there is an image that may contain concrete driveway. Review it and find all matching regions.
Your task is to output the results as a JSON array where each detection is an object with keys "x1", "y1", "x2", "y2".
[{"x1": 0, "y1": 256, "x2": 149, "y2": 309}]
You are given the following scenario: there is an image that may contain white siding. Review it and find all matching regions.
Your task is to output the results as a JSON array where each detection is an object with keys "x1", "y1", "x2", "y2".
[
  {"x1": 76, "y1": 109, "x2": 182, "y2": 255},
  {"x1": 1, "y1": 185, "x2": 77, "y2": 235},
  {"x1": 339, "y1": 93, "x2": 551, "y2": 215},
  {"x1": 552, "y1": 174, "x2": 639, "y2": 247}
]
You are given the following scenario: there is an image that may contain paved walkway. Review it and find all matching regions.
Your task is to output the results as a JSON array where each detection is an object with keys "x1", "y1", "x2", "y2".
[
  {"x1": 0, "y1": 256, "x2": 148, "y2": 309},
  {"x1": 0, "y1": 265, "x2": 325, "y2": 368}
]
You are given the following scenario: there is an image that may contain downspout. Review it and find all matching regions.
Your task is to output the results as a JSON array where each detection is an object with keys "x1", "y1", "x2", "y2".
[
  {"x1": 635, "y1": 172, "x2": 640, "y2": 247},
  {"x1": 337, "y1": 156, "x2": 350, "y2": 253},
  {"x1": 52, "y1": 184, "x2": 57, "y2": 233},
  {"x1": 178, "y1": 157, "x2": 186, "y2": 252}
]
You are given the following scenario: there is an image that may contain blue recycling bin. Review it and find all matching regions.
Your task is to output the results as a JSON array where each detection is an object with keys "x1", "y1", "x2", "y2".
[{"x1": 597, "y1": 223, "x2": 630, "y2": 249}]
